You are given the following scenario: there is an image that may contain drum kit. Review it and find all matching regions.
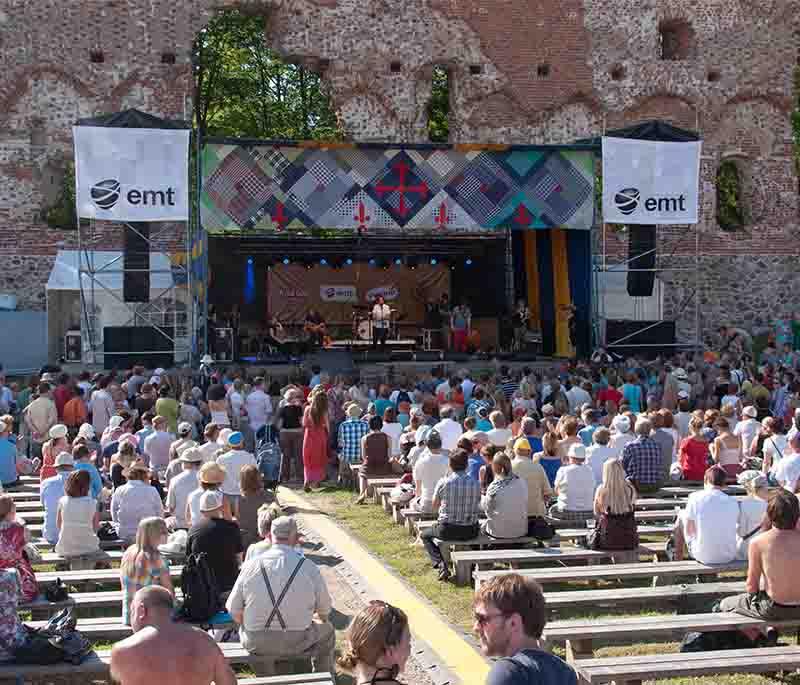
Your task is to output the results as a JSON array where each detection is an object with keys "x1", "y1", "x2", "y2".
[{"x1": 350, "y1": 304, "x2": 404, "y2": 340}]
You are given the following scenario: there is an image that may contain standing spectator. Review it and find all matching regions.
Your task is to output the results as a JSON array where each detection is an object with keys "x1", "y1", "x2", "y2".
[
  {"x1": 473, "y1": 574, "x2": 577, "y2": 685},
  {"x1": 276, "y1": 389, "x2": 304, "y2": 482},
  {"x1": 679, "y1": 417, "x2": 711, "y2": 482},
  {"x1": 62, "y1": 386, "x2": 88, "y2": 437},
  {"x1": 40, "y1": 451, "x2": 75, "y2": 545},
  {"x1": 338, "y1": 601, "x2": 411, "y2": 685},
  {"x1": 237, "y1": 464, "x2": 275, "y2": 553},
  {"x1": 89, "y1": 377, "x2": 115, "y2": 438},
  {"x1": 216, "y1": 431, "x2": 256, "y2": 518},
  {"x1": 187, "y1": 491, "x2": 242, "y2": 594},
  {"x1": 420, "y1": 448, "x2": 481, "y2": 581},
  {"x1": 0, "y1": 416, "x2": 18, "y2": 487},
  {"x1": 549, "y1": 445, "x2": 595, "y2": 522},
  {"x1": 135, "y1": 384, "x2": 157, "y2": 419},
  {"x1": 0, "y1": 495, "x2": 38, "y2": 602},
  {"x1": 52, "y1": 373, "x2": 72, "y2": 420},
  {"x1": 55, "y1": 469, "x2": 100, "y2": 561},
  {"x1": 24, "y1": 381, "x2": 57, "y2": 460},
  {"x1": 144, "y1": 415, "x2": 174, "y2": 475},
  {"x1": 482, "y1": 452, "x2": 528, "y2": 539},
  {"x1": 621, "y1": 418, "x2": 663, "y2": 493},
  {"x1": 245, "y1": 376, "x2": 273, "y2": 442},
  {"x1": 111, "y1": 464, "x2": 163, "y2": 543},
  {"x1": 226, "y1": 516, "x2": 333, "y2": 676},
  {"x1": 337, "y1": 404, "x2": 368, "y2": 485},
  {"x1": 302, "y1": 390, "x2": 329, "y2": 491},
  {"x1": 155, "y1": 386, "x2": 179, "y2": 435},
  {"x1": 509, "y1": 438, "x2": 552, "y2": 535},
  {"x1": 165, "y1": 447, "x2": 203, "y2": 531},
  {"x1": 578, "y1": 409, "x2": 600, "y2": 447},
  {"x1": 621, "y1": 373, "x2": 643, "y2": 413},
  {"x1": 119, "y1": 518, "x2": 172, "y2": 626}
]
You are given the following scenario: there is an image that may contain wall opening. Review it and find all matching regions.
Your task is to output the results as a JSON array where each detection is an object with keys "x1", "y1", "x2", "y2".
[
  {"x1": 427, "y1": 64, "x2": 450, "y2": 143},
  {"x1": 658, "y1": 19, "x2": 693, "y2": 60},
  {"x1": 716, "y1": 159, "x2": 746, "y2": 231}
]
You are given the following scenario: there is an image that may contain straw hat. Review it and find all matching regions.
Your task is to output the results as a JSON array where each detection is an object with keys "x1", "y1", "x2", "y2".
[
  {"x1": 49, "y1": 424, "x2": 68, "y2": 440},
  {"x1": 198, "y1": 462, "x2": 226, "y2": 485}
]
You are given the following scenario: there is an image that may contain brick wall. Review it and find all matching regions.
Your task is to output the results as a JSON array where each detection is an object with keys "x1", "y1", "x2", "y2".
[{"x1": 0, "y1": 0, "x2": 797, "y2": 345}]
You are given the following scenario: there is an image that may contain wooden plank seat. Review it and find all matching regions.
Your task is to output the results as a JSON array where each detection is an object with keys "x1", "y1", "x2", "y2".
[
  {"x1": 362, "y1": 477, "x2": 401, "y2": 504},
  {"x1": 35, "y1": 550, "x2": 124, "y2": 566},
  {"x1": 20, "y1": 588, "x2": 186, "y2": 615},
  {"x1": 239, "y1": 676, "x2": 333, "y2": 685},
  {"x1": 474, "y1": 558, "x2": 747, "y2": 589},
  {"x1": 572, "y1": 645, "x2": 800, "y2": 685},
  {"x1": 400, "y1": 508, "x2": 436, "y2": 534},
  {"x1": 12, "y1": 500, "x2": 48, "y2": 511},
  {"x1": 5, "y1": 490, "x2": 41, "y2": 501},
  {"x1": 543, "y1": 612, "x2": 800, "y2": 662},
  {"x1": 542, "y1": 580, "x2": 746, "y2": 611},
  {"x1": 35, "y1": 566, "x2": 184, "y2": 587},
  {"x1": 15, "y1": 509, "x2": 44, "y2": 522},
  {"x1": 32, "y1": 536, "x2": 125, "y2": 551},
  {"x1": 657, "y1": 484, "x2": 745, "y2": 498}
]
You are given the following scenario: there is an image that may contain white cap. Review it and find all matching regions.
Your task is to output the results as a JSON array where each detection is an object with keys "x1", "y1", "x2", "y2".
[
  {"x1": 178, "y1": 421, "x2": 193, "y2": 436},
  {"x1": 743, "y1": 406, "x2": 757, "y2": 418},
  {"x1": 568, "y1": 444, "x2": 587, "y2": 460},
  {"x1": 613, "y1": 415, "x2": 631, "y2": 432},
  {"x1": 108, "y1": 415, "x2": 124, "y2": 430},
  {"x1": 53, "y1": 451, "x2": 74, "y2": 468},
  {"x1": 77, "y1": 423, "x2": 95, "y2": 439},
  {"x1": 200, "y1": 354, "x2": 214, "y2": 365},
  {"x1": 49, "y1": 424, "x2": 68, "y2": 440}
]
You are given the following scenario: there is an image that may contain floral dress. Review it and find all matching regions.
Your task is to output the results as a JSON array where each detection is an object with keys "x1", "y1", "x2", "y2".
[
  {"x1": 0, "y1": 569, "x2": 26, "y2": 661},
  {"x1": 0, "y1": 521, "x2": 38, "y2": 602}
]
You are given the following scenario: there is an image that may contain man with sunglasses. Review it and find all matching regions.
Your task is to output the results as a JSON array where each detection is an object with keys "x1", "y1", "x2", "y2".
[{"x1": 473, "y1": 573, "x2": 576, "y2": 685}]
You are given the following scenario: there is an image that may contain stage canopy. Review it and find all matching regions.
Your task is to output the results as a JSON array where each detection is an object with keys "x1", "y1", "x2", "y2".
[
  {"x1": 576, "y1": 119, "x2": 700, "y2": 145},
  {"x1": 200, "y1": 140, "x2": 596, "y2": 234}
]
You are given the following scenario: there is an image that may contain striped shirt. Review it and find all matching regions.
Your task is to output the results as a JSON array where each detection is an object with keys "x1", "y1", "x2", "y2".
[{"x1": 433, "y1": 471, "x2": 481, "y2": 525}]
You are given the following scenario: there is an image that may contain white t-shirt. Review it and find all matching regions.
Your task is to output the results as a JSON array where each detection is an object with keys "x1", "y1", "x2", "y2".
[
  {"x1": 186, "y1": 487, "x2": 204, "y2": 527},
  {"x1": 674, "y1": 412, "x2": 692, "y2": 441},
  {"x1": 773, "y1": 452, "x2": 800, "y2": 491},
  {"x1": 381, "y1": 422, "x2": 404, "y2": 457},
  {"x1": 144, "y1": 430, "x2": 175, "y2": 470},
  {"x1": 565, "y1": 387, "x2": 592, "y2": 415},
  {"x1": 487, "y1": 427, "x2": 513, "y2": 448},
  {"x1": 413, "y1": 451, "x2": 450, "y2": 511},
  {"x1": 199, "y1": 441, "x2": 220, "y2": 464},
  {"x1": 553, "y1": 463, "x2": 595, "y2": 511},
  {"x1": 736, "y1": 496, "x2": 768, "y2": 559},
  {"x1": 683, "y1": 488, "x2": 740, "y2": 564},
  {"x1": 432, "y1": 418, "x2": 462, "y2": 452},
  {"x1": 765, "y1": 434, "x2": 789, "y2": 472},
  {"x1": 609, "y1": 432, "x2": 634, "y2": 455},
  {"x1": 245, "y1": 389, "x2": 273, "y2": 432},
  {"x1": 216, "y1": 449, "x2": 257, "y2": 496},
  {"x1": 585, "y1": 445, "x2": 616, "y2": 487},
  {"x1": 166, "y1": 470, "x2": 199, "y2": 529},
  {"x1": 372, "y1": 304, "x2": 391, "y2": 329}
]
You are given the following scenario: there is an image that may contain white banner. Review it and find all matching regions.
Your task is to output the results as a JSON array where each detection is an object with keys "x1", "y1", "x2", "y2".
[
  {"x1": 74, "y1": 126, "x2": 190, "y2": 221},
  {"x1": 602, "y1": 137, "x2": 701, "y2": 225},
  {"x1": 319, "y1": 285, "x2": 357, "y2": 302}
]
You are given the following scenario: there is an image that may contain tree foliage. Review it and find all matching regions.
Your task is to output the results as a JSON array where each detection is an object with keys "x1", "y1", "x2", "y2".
[
  {"x1": 427, "y1": 66, "x2": 450, "y2": 143},
  {"x1": 42, "y1": 162, "x2": 77, "y2": 230},
  {"x1": 716, "y1": 160, "x2": 744, "y2": 231},
  {"x1": 193, "y1": 9, "x2": 340, "y2": 140}
]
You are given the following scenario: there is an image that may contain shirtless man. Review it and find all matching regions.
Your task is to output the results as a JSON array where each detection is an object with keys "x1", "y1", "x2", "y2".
[
  {"x1": 110, "y1": 586, "x2": 236, "y2": 685},
  {"x1": 717, "y1": 489, "x2": 800, "y2": 640}
]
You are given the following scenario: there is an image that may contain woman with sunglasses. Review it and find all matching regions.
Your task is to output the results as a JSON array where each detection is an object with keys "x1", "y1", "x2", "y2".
[{"x1": 338, "y1": 601, "x2": 411, "y2": 685}]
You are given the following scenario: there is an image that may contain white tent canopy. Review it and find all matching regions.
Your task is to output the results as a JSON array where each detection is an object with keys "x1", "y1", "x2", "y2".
[{"x1": 46, "y1": 250, "x2": 174, "y2": 291}]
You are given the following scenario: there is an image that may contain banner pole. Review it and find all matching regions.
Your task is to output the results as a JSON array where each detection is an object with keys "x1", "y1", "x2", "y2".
[{"x1": 197, "y1": 126, "x2": 208, "y2": 358}]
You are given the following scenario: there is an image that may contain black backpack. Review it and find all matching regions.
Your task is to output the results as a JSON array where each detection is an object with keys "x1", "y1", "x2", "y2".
[
  {"x1": 14, "y1": 608, "x2": 92, "y2": 666},
  {"x1": 179, "y1": 552, "x2": 222, "y2": 623}
]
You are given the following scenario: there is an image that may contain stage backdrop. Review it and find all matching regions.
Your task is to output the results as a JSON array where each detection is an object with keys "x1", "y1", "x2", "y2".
[
  {"x1": 201, "y1": 141, "x2": 595, "y2": 233},
  {"x1": 267, "y1": 264, "x2": 449, "y2": 326}
]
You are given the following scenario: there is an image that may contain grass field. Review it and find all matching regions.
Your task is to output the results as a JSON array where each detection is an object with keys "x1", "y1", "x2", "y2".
[{"x1": 303, "y1": 484, "x2": 800, "y2": 685}]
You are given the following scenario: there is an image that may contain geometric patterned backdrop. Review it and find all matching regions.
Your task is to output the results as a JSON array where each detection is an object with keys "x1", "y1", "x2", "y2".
[{"x1": 200, "y1": 141, "x2": 596, "y2": 233}]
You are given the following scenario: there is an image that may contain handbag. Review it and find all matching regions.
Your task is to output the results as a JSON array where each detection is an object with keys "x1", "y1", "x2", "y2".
[
  {"x1": 14, "y1": 608, "x2": 92, "y2": 665},
  {"x1": 96, "y1": 521, "x2": 118, "y2": 541},
  {"x1": 587, "y1": 509, "x2": 639, "y2": 551}
]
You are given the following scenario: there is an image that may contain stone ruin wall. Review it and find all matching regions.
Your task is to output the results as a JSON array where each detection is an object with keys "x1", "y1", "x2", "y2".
[{"x1": 0, "y1": 0, "x2": 797, "y2": 342}]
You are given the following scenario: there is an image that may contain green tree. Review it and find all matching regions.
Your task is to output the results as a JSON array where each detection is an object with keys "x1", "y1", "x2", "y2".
[
  {"x1": 427, "y1": 65, "x2": 450, "y2": 143},
  {"x1": 193, "y1": 9, "x2": 340, "y2": 140},
  {"x1": 716, "y1": 160, "x2": 744, "y2": 231},
  {"x1": 42, "y1": 162, "x2": 77, "y2": 230}
]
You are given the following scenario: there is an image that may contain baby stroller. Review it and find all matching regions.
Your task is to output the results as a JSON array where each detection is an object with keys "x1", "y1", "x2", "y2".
[{"x1": 255, "y1": 425, "x2": 282, "y2": 490}]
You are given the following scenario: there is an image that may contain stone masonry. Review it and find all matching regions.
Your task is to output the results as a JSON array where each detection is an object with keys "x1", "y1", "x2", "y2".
[{"x1": 1, "y1": 0, "x2": 798, "y2": 341}]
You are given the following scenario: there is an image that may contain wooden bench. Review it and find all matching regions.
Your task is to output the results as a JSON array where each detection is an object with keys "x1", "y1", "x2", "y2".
[
  {"x1": 658, "y1": 484, "x2": 745, "y2": 498},
  {"x1": 35, "y1": 549, "x2": 124, "y2": 567},
  {"x1": 362, "y1": 476, "x2": 401, "y2": 504},
  {"x1": 35, "y1": 565, "x2": 184, "y2": 587},
  {"x1": 544, "y1": 611, "x2": 800, "y2": 662},
  {"x1": 473, "y1": 558, "x2": 747, "y2": 589},
  {"x1": 5, "y1": 490, "x2": 40, "y2": 501},
  {"x1": 400, "y1": 507, "x2": 436, "y2": 534},
  {"x1": 572, "y1": 645, "x2": 800, "y2": 685}
]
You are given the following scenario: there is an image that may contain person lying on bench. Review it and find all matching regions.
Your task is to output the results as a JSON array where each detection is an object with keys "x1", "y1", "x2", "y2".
[
  {"x1": 111, "y1": 585, "x2": 236, "y2": 685},
  {"x1": 715, "y1": 489, "x2": 800, "y2": 643}
]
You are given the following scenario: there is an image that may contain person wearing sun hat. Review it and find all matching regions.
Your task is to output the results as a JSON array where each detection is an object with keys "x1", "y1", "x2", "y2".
[
  {"x1": 166, "y1": 447, "x2": 204, "y2": 531},
  {"x1": 185, "y1": 461, "x2": 232, "y2": 527},
  {"x1": 215, "y1": 431, "x2": 256, "y2": 518},
  {"x1": 187, "y1": 489, "x2": 243, "y2": 594},
  {"x1": 164, "y1": 439, "x2": 199, "y2": 488},
  {"x1": 39, "y1": 423, "x2": 69, "y2": 481},
  {"x1": 168, "y1": 422, "x2": 195, "y2": 463},
  {"x1": 40, "y1": 451, "x2": 75, "y2": 545}
]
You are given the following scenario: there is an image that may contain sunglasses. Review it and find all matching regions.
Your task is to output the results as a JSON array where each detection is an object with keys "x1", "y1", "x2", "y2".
[{"x1": 473, "y1": 611, "x2": 508, "y2": 627}]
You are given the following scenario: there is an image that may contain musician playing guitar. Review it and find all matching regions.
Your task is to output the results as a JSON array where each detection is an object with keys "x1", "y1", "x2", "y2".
[
  {"x1": 304, "y1": 308, "x2": 327, "y2": 349},
  {"x1": 513, "y1": 298, "x2": 530, "y2": 352}
]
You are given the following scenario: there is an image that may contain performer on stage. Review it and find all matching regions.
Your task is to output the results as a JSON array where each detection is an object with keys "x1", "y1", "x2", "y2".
[
  {"x1": 371, "y1": 296, "x2": 392, "y2": 349},
  {"x1": 262, "y1": 314, "x2": 287, "y2": 355},
  {"x1": 513, "y1": 298, "x2": 531, "y2": 352},
  {"x1": 304, "y1": 308, "x2": 327, "y2": 349},
  {"x1": 450, "y1": 299, "x2": 472, "y2": 353},
  {"x1": 438, "y1": 293, "x2": 451, "y2": 350}
]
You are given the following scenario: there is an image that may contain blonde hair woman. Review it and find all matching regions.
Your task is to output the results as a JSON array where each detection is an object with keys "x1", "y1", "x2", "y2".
[
  {"x1": 119, "y1": 517, "x2": 172, "y2": 625},
  {"x1": 338, "y1": 601, "x2": 411, "y2": 685},
  {"x1": 302, "y1": 390, "x2": 329, "y2": 491},
  {"x1": 589, "y1": 459, "x2": 639, "y2": 551}
]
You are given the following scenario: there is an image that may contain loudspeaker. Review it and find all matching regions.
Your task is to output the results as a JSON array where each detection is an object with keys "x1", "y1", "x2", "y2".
[
  {"x1": 605, "y1": 319, "x2": 676, "y2": 359},
  {"x1": 214, "y1": 327, "x2": 234, "y2": 362},
  {"x1": 103, "y1": 326, "x2": 174, "y2": 369},
  {"x1": 123, "y1": 222, "x2": 150, "y2": 302},
  {"x1": 208, "y1": 260, "x2": 244, "y2": 305},
  {"x1": 626, "y1": 225, "x2": 656, "y2": 297},
  {"x1": 64, "y1": 330, "x2": 81, "y2": 362}
]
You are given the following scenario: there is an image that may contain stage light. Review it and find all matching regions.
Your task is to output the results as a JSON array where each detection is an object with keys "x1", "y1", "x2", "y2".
[
  {"x1": 394, "y1": 258, "x2": 402, "y2": 266},
  {"x1": 320, "y1": 258, "x2": 327, "y2": 265},
  {"x1": 430, "y1": 258, "x2": 437, "y2": 265},
  {"x1": 247, "y1": 257, "x2": 254, "y2": 265},
  {"x1": 282, "y1": 258, "x2": 290, "y2": 265},
  {"x1": 369, "y1": 258, "x2": 376, "y2": 266},
  {"x1": 346, "y1": 258, "x2": 353, "y2": 265},
  {"x1": 465, "y1": 258, "x2": 473, "y2": 266}
]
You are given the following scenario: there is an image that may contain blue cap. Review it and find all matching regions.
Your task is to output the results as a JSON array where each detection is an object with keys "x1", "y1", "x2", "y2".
[{"x1": 227, "y1": 431, "x2": 244, "y2": 447}]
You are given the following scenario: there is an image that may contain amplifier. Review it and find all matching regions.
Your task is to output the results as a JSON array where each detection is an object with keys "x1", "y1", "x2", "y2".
[{"x1": 64, "y1": 330, "x2": 82, "y2": 362}]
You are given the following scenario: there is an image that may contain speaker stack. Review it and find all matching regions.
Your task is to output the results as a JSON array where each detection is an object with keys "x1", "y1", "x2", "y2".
[{"x1": 626, "y1": 225, "x2": 656, "y2": 297}]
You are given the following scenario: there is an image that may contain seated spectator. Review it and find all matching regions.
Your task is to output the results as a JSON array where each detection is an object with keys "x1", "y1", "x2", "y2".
[
  {"x1": 0, "y1": 415, "x2": 17, "y2": 487},
  {"x1": 40, "y1": 423, "x2": 69, "y2": 480},
  {"x1": 406, "y1": 425, "x2": 431, "y2": 471},
  {"x1": 55, "y1": 469, "x2": 101, "y2": 561},
  {"x1": 487, "y1": 411, "x2": 512, "y2": 448},
  {"x1": 475, "y1": 406, "x2": 493, "y2": 433},
  {"x1": 0, "y1": 494, "x2": 37, "y2": 602},
  {"x1": 382, "y1": 406, "x2": 404, "y2": 457},
  {"x1": 0, "y1": 568, "x2": 26, "y2": 660},
  {"x1": 110, "y1": 586, "x2": 235, "y2": 685},
  {"x1": 186, "y1": 462, "x2": 233, "y2": 527},
  {"x1": 216, "y1": 431, "x2": 256, "y2": 518},
  {"x1": 73, "y1": 443, "x2": 103, "y2": 500},
  {"x1": 420, "y1": 448, "x2": 481, "y2": 581},
  {"x1": 621, "y1": 417, "x2": 663, "y2": 493},
  {"x1": 549, "y1": 445, "x2": 595, "y2": 523},
  {"x1": 591, "y1": 459, "x2": 639, "y2": 551},
  {"x1": 165, "y1": 436, "x2": 198, "y2": 489},
  {"x1": 710, "y1": 416, "x2": 743, "y2": 478},
  {"x1": 578, "y1": 410, "x2": 600, "y2": 447},
  {"x1": 63, "y1": 385, "x2": 88, "y2": 438},
  {"x1": 110, "y1": 441, "x2": 138, "y2": 490},
  {"x1": 716, "y1": 489, "x2": 800, "y2": 641},
  {"x1": 473, "y1": 573, "x2": 577, "y2": 685},
  {"x1": 609, "y1": 414, "x2": 633, "y2": 455},
  {"x1": 510, "y1": 438, "x2": 552, "y2": 536},
  {"x1": 679, "y1": 417, "x2": 711, "y2": 482},
  {"x1": 482, "y1": 452, "x2": 528, "y2": 539},
  {"x1": 338, "y1": 601, "x2": 411, "y2": 685},
  {"x1": 111, "y1": 463, "x2": 163, "y2": 543},
  {"x1": 226, "y1": 516, "x2": 334, "y2": 676},
  {"x1": 40, "y1": 451, "x2": 75, "y2": 545},
  {"x1": 119, "y1": 517, "x2": 172, "y2": 625},
  {"x1": 466, "y1": 435, "x2": 487, "y2": 482},
  {"x1": 165, "y1": 446, "x2": 203, "y2": 531},
  {"x1": 187, "y1": 490, "x2": 242, "y2": 594},
  {"x1": 412, "y1": 430, "x2": 450, "y2": 513},
  {"x1": 237, "y1": 464, "x2": 275, "y2": 552},
  {"x1": 135, "y1": 412, "x2": 156, "y2": 457},
  {"x1": 586, "y1": 427, "x2": 615, "y2": 487},
  {"x1": 650, "y1": 411, "x2": 675, "y2": 480},
  {"x1": 556, "y1": 416, "x2": 582, "y2": 459},
  {"x1": 762, "y1": 417, "x2": 789, "y2": 477},
  {"x1": 433, "y1": 405, "x2": 461, "y2": 452},
  {"x1": 533, "y1": 431, "x2": 563, "y2": 487},
  {"x1": 736, "y1": 470, "x2": 769, "y2": 559},
  {"x1": 244, "y1": 503, "x2": 282, "y2": 562},
  {"x1": 735, "y1": 405, "x2": 760, "y2": 457},
  {"x1": 143, "y1": 415, "x2": 174, "y2": 475},
  {"x1": 337, "y1": 404, "x2": 368, "y2": 485},
  {"x1": 673, "y1": 465, "x2": 739, "y2": 564}
]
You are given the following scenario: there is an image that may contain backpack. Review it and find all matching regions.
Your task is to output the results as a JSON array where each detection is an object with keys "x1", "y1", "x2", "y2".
[
  {"x1": 256, "y1": 425, "x2": 282, "y2": 488},
  {"x1": 179, "y1": 553, "x2": 222, "y2": 623},
  {"x1": 14, "y1": 608, "x2": 92, "y2": 666}
]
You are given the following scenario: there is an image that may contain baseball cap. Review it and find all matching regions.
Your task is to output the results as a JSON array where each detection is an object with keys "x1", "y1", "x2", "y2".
[
  {"x1": 54, "y1": 451, "x2": 74, "y2": 468},
  {"x1": 227, "y1": 431, "x2": 244, "y2": 448},
  {"x1": 178, "y1": 421, "x2": 192, "y2": 436},
  {"x1": 743, "y1": 406, "x2": 757, "y2": 418},
  {"x1": 568, "y1": 444, "x2": 587, "y2": 460},
  {"x1": 199, "y1": 490, "x2": 224, "y2": 512},
  {"x1": 270, "y1": 516, "x2": 297, "y2": 540},
  {"x1": 513, "y1": 437, "x2": 532, "y2": 453}
]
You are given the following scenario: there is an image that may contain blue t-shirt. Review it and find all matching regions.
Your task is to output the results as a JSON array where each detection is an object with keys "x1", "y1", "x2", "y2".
[
  {"x1": 476, "y1": 419, "x2": 493, "y2": 432},
  {"x1": 526, "y1": 436, "x2": 543, "y2": 454},
  {"x1": 578, "y1": 425, "x2": 597, "y2": 447},
  {"x1": 75, "y1": 462, "x2": 103, "y2": 500},
  {"x1": 538, "y1": 457, "x2": 563, "y2": 487},
  {"x1": 467, "y1": 455, "x2": 484, "y2": 482},
  {"x1": 486, "y1": 649, "x2": 577, "y2": 685},
  {"x1": 0, "y1": 439, "x2": 16, "y2": 485},
  {"x1": 621, "y1": 383, "x2": 642, "y2": 413},
  {"x1": 374, "y1": 398, "x2": 394, "y2": 419}
]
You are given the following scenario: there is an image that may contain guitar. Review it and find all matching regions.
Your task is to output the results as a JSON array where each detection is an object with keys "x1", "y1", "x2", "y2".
[{"x1": 304, "y1": 321, "x2": 327, "y2": 336}]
